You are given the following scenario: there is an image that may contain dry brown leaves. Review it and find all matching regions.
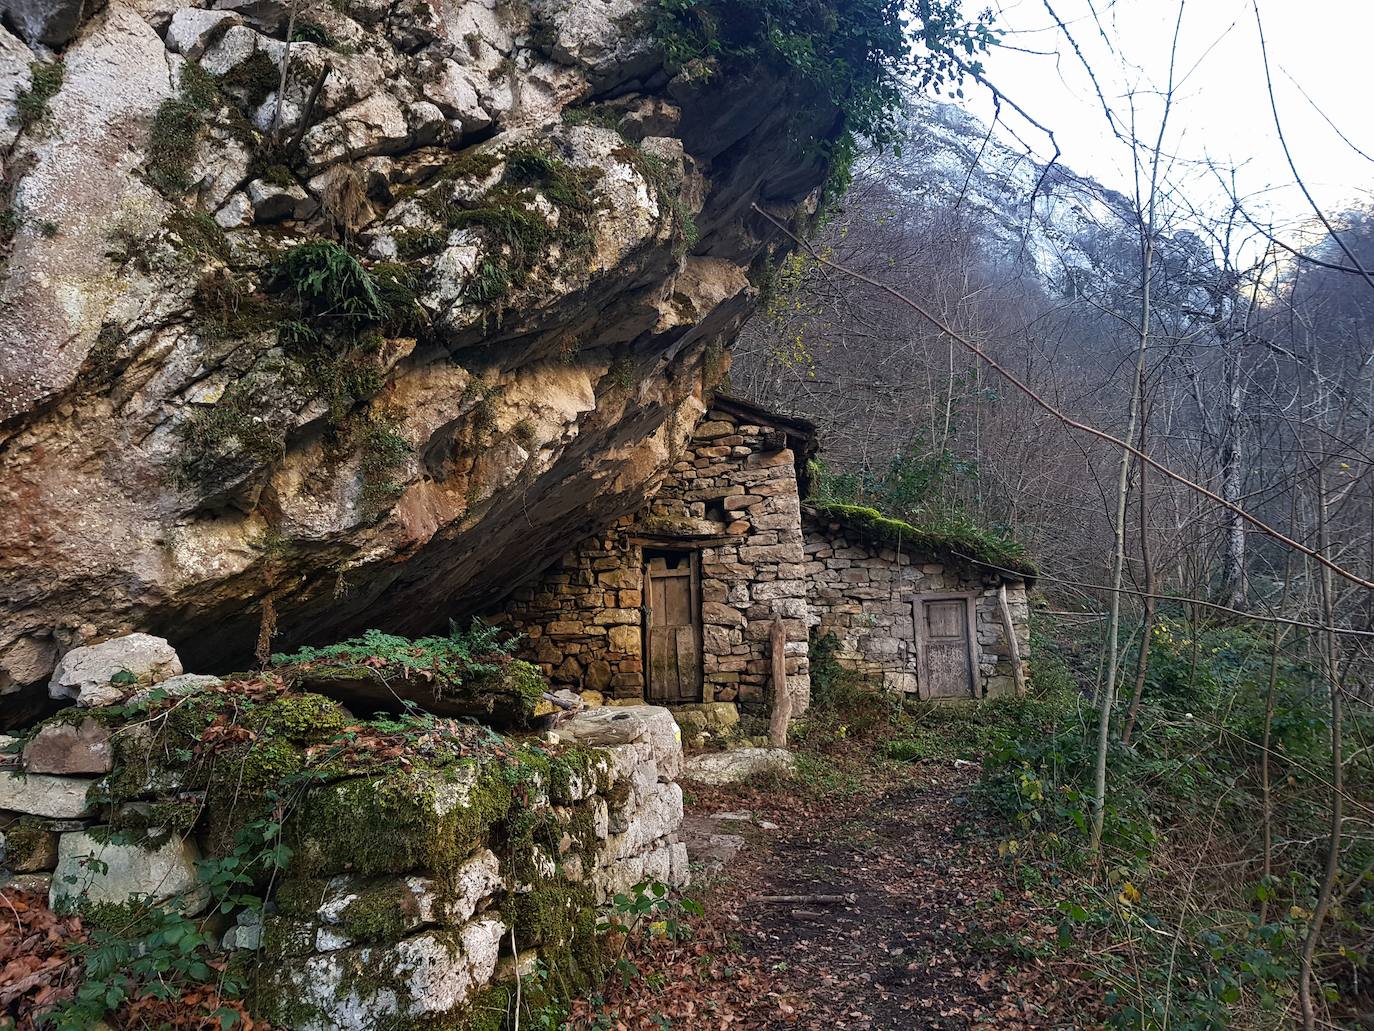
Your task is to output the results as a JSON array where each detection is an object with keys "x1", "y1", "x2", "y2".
[
  {"x1": 0, "y1": 887, "x2": 85, "y2": 1027},
  {"x1": 0, "y1": 888, "x2": 273, "y2": 1031}
]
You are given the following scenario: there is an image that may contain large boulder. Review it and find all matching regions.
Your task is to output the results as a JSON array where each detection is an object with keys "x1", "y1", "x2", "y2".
[{"x1": 47, "y1": 633, "x2": 182, "y2": 707}]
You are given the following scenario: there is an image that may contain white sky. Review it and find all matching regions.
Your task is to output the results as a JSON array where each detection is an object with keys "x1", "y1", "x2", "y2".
[{"x1": 957, "y1": 0, "x2": 1374, "y2": 227}]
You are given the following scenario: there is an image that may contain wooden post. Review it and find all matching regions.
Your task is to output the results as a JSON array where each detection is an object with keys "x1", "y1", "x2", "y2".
[
  {"x1": 998, "y1": 583, "x2": 1028, "y2": 696},
  {"x1": 768, "y1": 616, "x2": 792, "y2": 748}
]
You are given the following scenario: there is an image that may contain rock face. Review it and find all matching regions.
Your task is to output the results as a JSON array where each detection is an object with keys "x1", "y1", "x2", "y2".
[{"x1": 0, "y1": 0, "x2": 841, "y2": 712}]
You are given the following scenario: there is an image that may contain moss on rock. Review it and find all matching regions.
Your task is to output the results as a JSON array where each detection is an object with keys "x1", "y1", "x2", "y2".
[{"x1": 289, "y1": 761, "x2": 514, "y2": 881}]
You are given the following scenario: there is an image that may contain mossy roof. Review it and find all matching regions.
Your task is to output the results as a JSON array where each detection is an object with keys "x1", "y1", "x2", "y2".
[{"x1": 804, "y1": 502, "x2": 1038, "y2": 582}]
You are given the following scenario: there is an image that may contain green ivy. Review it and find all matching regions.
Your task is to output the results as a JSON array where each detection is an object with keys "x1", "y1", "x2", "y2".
[{"x1": 652, "y1": 0, "x2": 996, "y2": 206}]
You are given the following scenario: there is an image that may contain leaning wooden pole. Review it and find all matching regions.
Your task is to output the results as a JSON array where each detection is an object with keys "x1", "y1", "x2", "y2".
[
  {"x1": 997, "y1": 583, "x2": 1027, "y2": 696},
  {"x1": 768, "y1": 616, "x2": 792, "y2": 748}
]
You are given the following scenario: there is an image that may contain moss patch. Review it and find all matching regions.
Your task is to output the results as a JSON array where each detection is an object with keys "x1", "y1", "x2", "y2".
[
  {"x1": 148, "y1": 62, "x2": 221, "y2": 195},
  {"x1": 805, "y1": 501, "x2": 1037, "y2": 578},
  {"x1": 337, "y1": 881, "x2": 420, "y2": 943},
  {"x1": 15, "y1": 60, "x2": 64, "y2": 132},
  {"x1": 288, "y1": 762, "x2": 515, "y2": 881}
]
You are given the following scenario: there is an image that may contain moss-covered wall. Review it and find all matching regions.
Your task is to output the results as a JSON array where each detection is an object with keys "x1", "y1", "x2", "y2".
[{"x1": 803, "y1": 512, "x2": 1031, "y2": 698}]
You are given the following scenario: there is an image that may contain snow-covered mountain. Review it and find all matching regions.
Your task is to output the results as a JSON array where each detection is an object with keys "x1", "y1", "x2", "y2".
[{"x1": 859, "y1": 100, "x2": 1147, "y2": 295}]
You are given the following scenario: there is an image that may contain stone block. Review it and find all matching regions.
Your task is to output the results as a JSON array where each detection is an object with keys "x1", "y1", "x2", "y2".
[
  {"x1": 22, "y1": 718, "x2": 113, "y2": 775},
  {"x1": 682, "y1": 748, "x2": 795, "y2": 785},
  {"x1": 0, "y1": 771, "x2": 95, "y2": 818},
  {"x1": 0, "y1": 817, "x2": 59, "y2": 872},
  {"x1": 48, "y1": 633, "x2": 182, "y2": 707},
  {"x1": 700, "y1": 602, "x2": 746, "y2": 628},
  {"x1": 607, "y1": 626, "x2": 640, "y2": 653},
  {"x1": 723, "y1": 494, "x2": 761, "y2": 511},
  {"x1": 694, "y1": 420, "x2": 736, "y2": 438},
  {"x1": 592, "y1": 608, "x2": 639, "y2": 626},
  {"x1": 51, "y1": 830, "x2": 208, "y2": 915},
  {"x1": 256, "y1": 921, "x2": 506, "y2": 1031}
]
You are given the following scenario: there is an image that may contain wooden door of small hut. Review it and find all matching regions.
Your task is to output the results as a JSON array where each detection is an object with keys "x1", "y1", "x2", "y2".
[
  {"x1": 914, "y1": 593, "x2": 977, "y2": 699},
  {"x1": 644, "y1": 551, "x2": 702, "y2": 704}
]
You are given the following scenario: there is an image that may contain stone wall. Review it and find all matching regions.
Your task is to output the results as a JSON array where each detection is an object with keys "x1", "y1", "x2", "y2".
[
  {"x1": 652, "y1": 408, "x2": 811, "y2": 710},
  {"x1": 494, "y1": 518, "x2": 648, "y2": 701},
  {"x1": 493, "y1": 401, "x2": 812, "y2": 712},
  {"x1": 803, "y1": 514, "x2": 1031, "y2": 698},
  {"x1": 0, "y1": 635, "x2": 691, "y2": 1031}
]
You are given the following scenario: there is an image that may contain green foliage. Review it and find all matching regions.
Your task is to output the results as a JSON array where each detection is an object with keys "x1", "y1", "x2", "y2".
[
  {"x1": 148, "y1": 62, "x2": 221, "y2": 194},
  {"x1": 177, "y1": 243, "x2": 423, "y2": 496},
  {"x1": 973, "y1": 617, "x2": 1372, "y2": 1027},
  {"x1": 218, "y1": 49, "x2": 280, "y2": 111},
  {"x1": 166, "y1": 207, "x2": 232, "y2": 263},
  {"x1": 807, "y1": 499, "x2": 1035, "y2": 577},
  {"x1": 651, "y1": 0, "x2": 996, "y2": 206},
  {"x1": 15, "y1": 59, "x2": 64, "y2": 131},
  {"x1": 357, "y1": 415, "x2": 413, "y2": 515},
  {"x1": 274, "y1": 241, "x2": 389, "y2": 325},
  {"x1": 50, "y1": 818, "x2": 289, "y2": 1030},
  {"x1": 271, "y1": 619, "x2": 517, "y2": 685},
  {"x1": 422, "y1": 143, "x2": 602, "y2": 307},
  {"x1": 173, "y1": 379, "x2": 287, "y2": 486}
]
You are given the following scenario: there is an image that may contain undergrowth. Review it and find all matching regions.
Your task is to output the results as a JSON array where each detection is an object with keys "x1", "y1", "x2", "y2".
[{"x1": 972, "y1": 617, "x2": 1373, "y2": 1029}]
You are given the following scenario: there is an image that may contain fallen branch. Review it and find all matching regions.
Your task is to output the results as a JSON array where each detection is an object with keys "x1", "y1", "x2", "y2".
[{"x1": 757, "y1": 894, "x2": 849, "y2": 904}]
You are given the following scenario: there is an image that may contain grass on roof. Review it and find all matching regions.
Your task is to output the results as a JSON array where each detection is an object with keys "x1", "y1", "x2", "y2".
[{"x1": 806, "y1": 501, "x2": 1037, "y2": 579}]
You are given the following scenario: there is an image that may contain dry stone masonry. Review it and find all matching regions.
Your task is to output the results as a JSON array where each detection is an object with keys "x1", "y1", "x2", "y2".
[
  {"x1": 804, "y1": 509, "x2": 1032, "y2": 698},
  {"x1": 494, "y1": 397, "x2": 816, "y2": 712},
  {"x1": 0, "y1": 634, "x2": 692, "y2": 1030}
]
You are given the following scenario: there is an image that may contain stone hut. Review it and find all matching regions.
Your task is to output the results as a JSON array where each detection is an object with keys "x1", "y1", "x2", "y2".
[
  {"x1": 803, "y1": 504, "x2": 1034, "y2": 700},
  {"x1": 493, "y1": 396, "x2": 1034, "y2": 715},
  {"x1": 493, "y1": 396, "x2": 819, "y2": 712}
]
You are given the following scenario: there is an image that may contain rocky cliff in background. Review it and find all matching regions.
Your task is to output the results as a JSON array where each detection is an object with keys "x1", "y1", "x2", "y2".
[{"x1": 0, "y1": 0, "x2": 842, "y2": 723}]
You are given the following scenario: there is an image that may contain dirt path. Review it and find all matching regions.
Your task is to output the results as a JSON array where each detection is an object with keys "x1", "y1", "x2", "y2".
[{"x1": 680, "y1": 762, "x2": 1054, "y2": 1030}]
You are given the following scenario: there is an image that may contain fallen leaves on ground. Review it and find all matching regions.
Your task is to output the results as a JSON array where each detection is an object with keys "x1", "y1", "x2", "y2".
[{"x1": 577, "y1": 759, "x2": 1108, "y2": 1030}]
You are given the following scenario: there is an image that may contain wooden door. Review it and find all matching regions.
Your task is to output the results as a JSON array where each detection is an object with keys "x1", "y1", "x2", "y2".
[
  {"x1": 644, "y1": 552, "x2": 702, "y2": 704},
  {"x1": 916, "y1": 595, "x2": 976, "y2": 699}
]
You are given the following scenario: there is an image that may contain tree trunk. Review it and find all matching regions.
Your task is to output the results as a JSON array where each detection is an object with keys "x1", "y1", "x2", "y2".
[
  {"x1": 1218, "y1": 342, "x2": 1247, "y2": 608},
  {"x1": 1299, "y1": 467, "x2": 1345, "y2": 1031}
]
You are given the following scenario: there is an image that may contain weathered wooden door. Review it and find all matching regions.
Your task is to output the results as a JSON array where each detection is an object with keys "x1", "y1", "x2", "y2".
[
  {"x1": 644, "y1": 551, "x2": 702, "y2": 704},
  {"x1": 915, "y1": 595, "x2": 976, "y2": 699}
]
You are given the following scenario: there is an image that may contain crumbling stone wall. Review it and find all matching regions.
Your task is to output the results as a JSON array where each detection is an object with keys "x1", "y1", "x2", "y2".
[
  {"x1": 804, "y1": 515, "x2": 1030, "y2": 698},
  {"x1": 493, "y1": 402, "x2": 812, "y2": 712}
]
